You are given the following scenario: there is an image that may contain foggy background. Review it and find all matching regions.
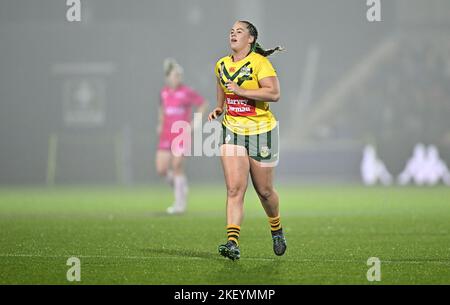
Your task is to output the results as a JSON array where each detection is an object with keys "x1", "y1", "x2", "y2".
[{"x1": 1, "y1": 0, "x2": 449, "y2": 185}]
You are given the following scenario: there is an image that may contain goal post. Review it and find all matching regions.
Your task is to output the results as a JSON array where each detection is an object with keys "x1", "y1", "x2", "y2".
[
  {"x1": 45, "y1": 128, "x2": 133, "y2": 185},
  {"x1": 46, "y1": 133, "x2": 59, "y2": 186}
]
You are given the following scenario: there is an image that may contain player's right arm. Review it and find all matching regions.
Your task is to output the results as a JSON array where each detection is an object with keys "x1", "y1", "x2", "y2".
[{"x1": 208, "y1": 78, "x2": 225, "y2": 121}]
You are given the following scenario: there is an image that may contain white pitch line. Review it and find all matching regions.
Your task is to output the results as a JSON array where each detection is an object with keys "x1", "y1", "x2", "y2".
[{"x1": 0, "y1": 253, "x2": 449, "y2": 265}]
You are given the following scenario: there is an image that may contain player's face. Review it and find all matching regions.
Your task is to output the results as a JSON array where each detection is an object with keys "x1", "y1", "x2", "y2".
[
  {"x1": 229, "y1": 21, "x2": 254, "y2": 53},
  {"x1": 166, "y1": 69, "x2": 182, "y2": 88}
]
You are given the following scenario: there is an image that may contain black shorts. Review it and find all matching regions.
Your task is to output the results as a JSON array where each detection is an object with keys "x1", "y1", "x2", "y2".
[{"x1": 220, "y1": 124, "x2": 279, "y2": 164}]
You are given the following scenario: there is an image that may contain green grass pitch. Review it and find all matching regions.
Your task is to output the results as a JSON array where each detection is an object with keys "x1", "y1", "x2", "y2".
[{"x1": 0, "y1": 185, "x2": 449, "y2": 284}]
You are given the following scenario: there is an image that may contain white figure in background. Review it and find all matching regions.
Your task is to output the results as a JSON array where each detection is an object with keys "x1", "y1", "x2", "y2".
[
  {"x1": 398, "y1": 143, "x2": 427, "y2": 185},
  {"x1": 361, "y1": 145, "x2": 393, "y2": 186},
  {"x1": 422, "y1": 145, "x2": 450, "y2": 186}
]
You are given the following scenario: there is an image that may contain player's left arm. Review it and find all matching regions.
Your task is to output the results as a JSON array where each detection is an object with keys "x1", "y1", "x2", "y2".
[
  {"x1": 190, "y1": 100, "x2": 208, "y2": 131},
  {"x1": 225, "y1": 76, "x2": 280, "y2": 102},
  {"x1": 188, "y1": 88, "x2": 209, "y2": 115},
  {"x1": 188, "y1": 89, "x2": 209, "y2": 131},
  {"x1": 195, "y1": 99, "x2": 209, "y2": 116}
]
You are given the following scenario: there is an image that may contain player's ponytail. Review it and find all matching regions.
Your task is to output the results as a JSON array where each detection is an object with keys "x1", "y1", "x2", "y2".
[
  {"x1": 253, "y1": 43, "x2": 284, "y2": 57},
  {"x1": 240, "y1": 20, "x2": 284, "y2": 57}
]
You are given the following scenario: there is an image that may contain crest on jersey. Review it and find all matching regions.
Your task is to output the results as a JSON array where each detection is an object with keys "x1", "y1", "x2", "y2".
[
  {"x1": 239, "y1": 66, "x2": 251, "y2": 77},
  {"x1": 225, "y1": 134, "x2": 232, "y2": 144}
]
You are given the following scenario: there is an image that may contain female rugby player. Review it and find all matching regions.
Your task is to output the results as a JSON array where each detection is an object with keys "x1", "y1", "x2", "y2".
[
  {"x1": 208, "y1": 21, "x2": 286, "y2": 260},
  {"x1": 156, "y1": 58, "x2": 208, "y2": 214}
]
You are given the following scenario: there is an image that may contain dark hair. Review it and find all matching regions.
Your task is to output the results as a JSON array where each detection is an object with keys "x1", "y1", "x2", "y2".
[{"x1": 239, "y1": 20, "x2": 284, "y2": 57}]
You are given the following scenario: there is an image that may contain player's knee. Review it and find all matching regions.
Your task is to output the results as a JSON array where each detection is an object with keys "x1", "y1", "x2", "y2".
[
  {"x1": 227, "y1": 185, "x2": 246, "y2": 199},
  {"x1": 172, "y1": 163, "x2": 183, "y2": 175},
  {"x1": 157, "y1": 168, "x2": 168, "y2": 177},
  {"x1": 256, "y1": 187, "x2": 274, "y2": 201}
]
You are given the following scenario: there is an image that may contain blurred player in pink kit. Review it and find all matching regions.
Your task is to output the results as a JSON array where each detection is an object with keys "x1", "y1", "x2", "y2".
[{"x1": 156, "y1": 58, "x2": 208, "y2": 214}]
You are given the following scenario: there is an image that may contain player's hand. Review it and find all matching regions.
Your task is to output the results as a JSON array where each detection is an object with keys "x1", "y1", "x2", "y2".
[
  {"x1": 208, "y1": 107, "x2": 223, "y2": 121},
  {"x1": 225, "y1": 81, "x2": 243, "y2": 96}
]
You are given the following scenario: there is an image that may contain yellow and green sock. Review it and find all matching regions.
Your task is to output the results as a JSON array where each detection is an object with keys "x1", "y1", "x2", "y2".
[
  {"x1": 226, "y1": 224, "x2": 240, "y2": 246},
  {"x1": 268, "y1": 215, "x2": 283, "y2": 234}
]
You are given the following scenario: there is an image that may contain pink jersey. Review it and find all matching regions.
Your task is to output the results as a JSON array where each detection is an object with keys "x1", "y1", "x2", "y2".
[{"x1": 158, "y1": 85, "x2": 205, "y2": 151}]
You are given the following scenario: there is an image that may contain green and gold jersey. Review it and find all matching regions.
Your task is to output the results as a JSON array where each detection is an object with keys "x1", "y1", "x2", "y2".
[{"x1": 215, "y1": 51, "x2": 278, "y2": 135}]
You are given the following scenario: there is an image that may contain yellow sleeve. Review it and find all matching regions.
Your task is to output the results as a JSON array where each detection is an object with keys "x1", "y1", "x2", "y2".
[
  {"x1": 257, "y1": 57, "x2": 277, "y2": 80},
  {"x1": 214, "y1": 60, "x2": 221, "y2": 79}
]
